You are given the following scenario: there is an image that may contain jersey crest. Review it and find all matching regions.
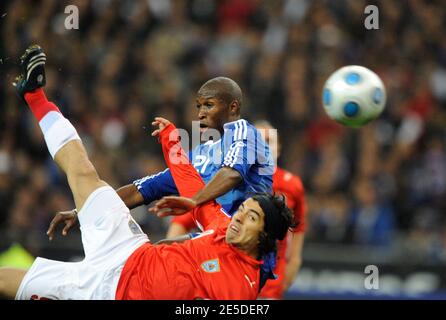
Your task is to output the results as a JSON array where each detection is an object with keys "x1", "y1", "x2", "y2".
[{"x1": 201, "y1": 259, "x2": 220, "y2": 273}]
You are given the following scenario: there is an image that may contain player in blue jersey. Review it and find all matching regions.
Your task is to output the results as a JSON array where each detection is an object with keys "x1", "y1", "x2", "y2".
[{"x1": 47, "y1": 77, "x2": 274, "y2": 240}]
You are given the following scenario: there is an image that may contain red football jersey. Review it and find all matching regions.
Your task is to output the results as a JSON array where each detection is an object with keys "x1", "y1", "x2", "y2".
[
  {"x1": 115, "y1": 124, "x2": 261, "y2": 300},
  {"x1": 171, "y1": 211, "x2": 196, "y2": 231},
  {"x1": 259, "y1": 167, "x2": 306, "y2": 299}
]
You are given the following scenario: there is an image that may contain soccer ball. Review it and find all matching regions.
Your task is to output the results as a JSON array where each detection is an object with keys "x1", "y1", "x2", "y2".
[{"x1": 322, "y1": 65, "x2": 386, "y2": 128}]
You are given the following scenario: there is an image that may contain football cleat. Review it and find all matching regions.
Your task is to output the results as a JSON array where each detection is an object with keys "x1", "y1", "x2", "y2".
[{"x1": 13, "y1": 44, "x2": 47, "y2": 99}]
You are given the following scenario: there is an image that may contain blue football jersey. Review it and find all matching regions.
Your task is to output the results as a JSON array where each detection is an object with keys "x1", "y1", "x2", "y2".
[{"x1": 133, "y1": 119, "x2": 274, "y2": 215}]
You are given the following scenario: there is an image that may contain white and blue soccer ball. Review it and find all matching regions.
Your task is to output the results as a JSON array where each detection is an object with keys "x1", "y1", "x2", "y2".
[{"x1": 322, "y1": 65, "x2": 386, "y2": 128}]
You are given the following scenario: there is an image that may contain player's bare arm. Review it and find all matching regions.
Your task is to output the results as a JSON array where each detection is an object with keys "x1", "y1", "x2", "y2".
[
  {"x1": 154, "y1": 234, "x2": 192, "y2": 245},
  {"x1": 116, "y1": 184, "x2": 145, "y2": 209},
  {"x1": 191, "y1": 167, "x2": 242, "y2": 206},
  {"x1": 283, "y1": 232, "x2": 304, "y2": 291}
]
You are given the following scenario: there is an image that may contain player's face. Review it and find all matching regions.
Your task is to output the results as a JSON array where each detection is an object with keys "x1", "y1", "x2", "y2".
[
  {"x1": 196, "y1": 94, "x2": 230, "y2": 134},
  {"x1": 226, "y1": 198, "x2": 265, "y2": 256}
]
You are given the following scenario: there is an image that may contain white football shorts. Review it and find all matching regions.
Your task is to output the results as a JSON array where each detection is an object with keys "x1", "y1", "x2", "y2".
[{"x1": 16, "y1": 185, "x2": 149, "y2": 300}]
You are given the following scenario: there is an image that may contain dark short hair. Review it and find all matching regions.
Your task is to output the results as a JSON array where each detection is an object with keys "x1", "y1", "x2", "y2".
[
  {"x1": 198, "y1": 77, "x2": 243, "y2": 108},
  {"x1": 252, "y1": 193, "x2": 297, "y2": 258}
]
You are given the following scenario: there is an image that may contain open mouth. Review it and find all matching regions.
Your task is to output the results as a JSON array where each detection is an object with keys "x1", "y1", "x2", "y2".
[
  {"x1": 199, "y1": 123, "x2": 208, "y2": 133},
  {"x1": 229, "y1": 223, "x2": 240, "y2": 235}
]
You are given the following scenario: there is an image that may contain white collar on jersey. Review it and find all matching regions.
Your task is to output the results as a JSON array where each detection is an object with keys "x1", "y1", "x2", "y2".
[{"x1": 223, "y1": 118, "x2": 247, "y2": 130}]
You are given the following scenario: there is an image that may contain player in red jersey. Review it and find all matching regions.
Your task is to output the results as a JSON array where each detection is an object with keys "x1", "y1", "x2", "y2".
[
  {"x1": 164, "y1": 120, "x2": 306, "y2": 299},
  {"x1": 255, "y1": 121, "x2": 306, "y2": 299},
  {"x1": 0, "y1": 45, "x2": 295, "y2": 300}
]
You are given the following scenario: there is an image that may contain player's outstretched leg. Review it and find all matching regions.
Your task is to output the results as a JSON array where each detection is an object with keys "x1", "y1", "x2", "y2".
[
  {"x1": 0, "y1": 45, "x2": 107, "y2": 300},
  {"x1": 0, "y1": 45, "x2": 144, "y2": 301},
  {"x1": 14, "y1": 44, "x2": 107, "y2": 210}
]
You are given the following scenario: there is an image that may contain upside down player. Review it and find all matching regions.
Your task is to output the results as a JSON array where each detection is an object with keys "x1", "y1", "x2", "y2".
[
  {"x1": 165, "y1": 121, "x2": 306, "y2": 299},
  {"x1": 0, "y1": 45, "x2": 295, "y2": 300}
]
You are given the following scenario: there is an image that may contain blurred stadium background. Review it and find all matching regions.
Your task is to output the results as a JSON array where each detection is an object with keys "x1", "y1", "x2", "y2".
[{"x1": 1, "y1": 0, "x2": 446, "y2": 299}]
